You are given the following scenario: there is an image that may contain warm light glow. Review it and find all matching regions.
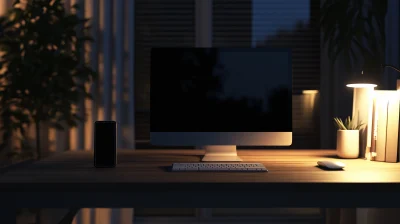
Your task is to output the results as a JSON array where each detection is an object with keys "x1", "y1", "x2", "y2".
[
  {"x1": 346, "y1": 83, "x2": 377, "y2": 88},
  {"x1": 302, "y1": 90, "x2": 319, "y2": 94},
  {"x1": 374, "y1": 90, "x2": 400, "y2": 101},
  {"x1": 341, "y1": 170, "x2": 397, "y2": 182}
]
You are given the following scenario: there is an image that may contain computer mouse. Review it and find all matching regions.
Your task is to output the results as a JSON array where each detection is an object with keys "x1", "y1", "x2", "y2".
[{"x1": 317, "y1": 161, "x2": 345, "y2": 170}]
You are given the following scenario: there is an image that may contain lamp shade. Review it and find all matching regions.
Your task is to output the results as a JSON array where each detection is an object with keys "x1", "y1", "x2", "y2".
[{"x1": 346, "y1": 71, "x2": 377, "y2": 88}]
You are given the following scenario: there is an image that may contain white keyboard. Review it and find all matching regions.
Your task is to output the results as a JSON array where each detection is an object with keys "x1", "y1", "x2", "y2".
[{"x1": 171, "y1": 163, "x2": 268, "y2": 172}]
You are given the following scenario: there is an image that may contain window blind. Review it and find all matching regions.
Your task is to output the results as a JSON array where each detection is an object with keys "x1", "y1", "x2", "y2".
[
  {"x1": 134, "y1": 0, "x2": 195, "y2": 142},
  {"x1": 213, "y1": 0, "x2": 321, "y2": 148}
]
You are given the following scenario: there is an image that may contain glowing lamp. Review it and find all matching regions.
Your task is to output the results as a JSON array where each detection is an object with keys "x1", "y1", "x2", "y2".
[
  {"x1": 302, "y1": 90, "x2": 319, "y2": 94},
  {"x1": 346, "y1": 65, "x2": 400, "y2": 159},
  {"x1": 346, "y1": 71, "x2": 377, "y2": 159},
  {"x1": 346, "y1": 71, "x2": 378, "y2": 88}
]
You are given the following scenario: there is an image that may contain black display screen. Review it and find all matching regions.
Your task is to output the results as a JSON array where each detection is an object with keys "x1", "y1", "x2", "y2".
[
  {"x1": 94, "y1": 121, "x2": 116, "y2": 167},
  {"x1": 150, "y1": 47, "x2": 292, "y2": 132}
]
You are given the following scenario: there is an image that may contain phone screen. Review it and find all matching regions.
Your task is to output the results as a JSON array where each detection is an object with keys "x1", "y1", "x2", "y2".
[{"x1": 94, "y1": 121, "x2": 116, "y2": 167}]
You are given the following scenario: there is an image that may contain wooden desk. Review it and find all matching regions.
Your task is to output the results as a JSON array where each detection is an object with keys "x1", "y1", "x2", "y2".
[{"x1": 0, "y1": 149, "x2": 400, "y2": 209}]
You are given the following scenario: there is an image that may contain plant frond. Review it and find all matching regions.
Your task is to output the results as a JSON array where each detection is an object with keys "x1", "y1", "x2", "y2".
[{"x1": 333, "y1": 116, "x2": 364, "y2": 130}]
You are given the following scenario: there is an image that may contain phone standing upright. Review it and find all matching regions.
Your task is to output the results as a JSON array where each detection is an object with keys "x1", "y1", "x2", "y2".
[{"x1": 94, "y1": 121, "x2": 117, "y2": 168}]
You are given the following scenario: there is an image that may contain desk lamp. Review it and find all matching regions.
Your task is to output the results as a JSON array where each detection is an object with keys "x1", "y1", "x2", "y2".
[
  {"x1": 382, "y1": 64, "x2": 400, "y2": 73},
  {"x1": 346, "y1": 71, "x2": 377, "y2": 159},
  {"x1": 346, "y1": 64, "x2": 400, "y2": 159}
]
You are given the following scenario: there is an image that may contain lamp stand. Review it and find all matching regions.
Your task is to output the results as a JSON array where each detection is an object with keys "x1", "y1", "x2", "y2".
[{"x1": 351, "y1": 86, "x2": 375, "y2": 159}]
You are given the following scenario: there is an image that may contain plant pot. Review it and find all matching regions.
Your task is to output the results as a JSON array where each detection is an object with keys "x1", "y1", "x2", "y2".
[{"x1": 336, "y1": 130, "x2": 359, "y2": 159}]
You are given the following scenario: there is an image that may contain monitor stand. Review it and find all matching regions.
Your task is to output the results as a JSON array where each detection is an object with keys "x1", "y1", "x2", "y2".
[{"x1": 201, "y1": 145, "x2": 243, "y2": 162}]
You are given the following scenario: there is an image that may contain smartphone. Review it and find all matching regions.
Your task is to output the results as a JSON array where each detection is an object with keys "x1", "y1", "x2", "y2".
[{"x1": 94, "y1": 121, "x2": 117, "y2": 168}]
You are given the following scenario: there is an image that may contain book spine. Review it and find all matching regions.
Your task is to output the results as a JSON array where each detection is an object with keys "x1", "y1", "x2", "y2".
[
  {"x1": 385, "y1": 93, "x2": 399, "y2": 163},
  {"x1": 396, "y1": 80, "x2": 400, "y2": 162},
  {"x1": 370, "y1": 97, "x2": 377, "y2": 160},
  {"x1": 375, "y1": 93, "x2": 388, "y2": 162}
]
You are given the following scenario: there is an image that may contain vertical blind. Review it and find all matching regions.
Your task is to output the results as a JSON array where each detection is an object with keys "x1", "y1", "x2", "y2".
[
  {"x1": 213, "y1": 0, "x2": 253, "y2": 47},
  {"x1": 212, "y1": 0, "x2": 321, "y2": 148},
  {"x1": 134, "y1": 0, "x2": 196, "y2": 142}
]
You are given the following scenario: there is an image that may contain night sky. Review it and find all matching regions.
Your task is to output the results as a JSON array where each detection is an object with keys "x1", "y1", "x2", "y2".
[
  {"x1": 252, "y1": 0, "x2": 309, "y2": 44},
  {"x1": 218, "y1": 49, "x2": 291, "y2": 111}
]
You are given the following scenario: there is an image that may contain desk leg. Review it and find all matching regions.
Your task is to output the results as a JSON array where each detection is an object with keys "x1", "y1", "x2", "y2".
[{"x1": 0, "y1": 208, "x2": 16, "y2": 224}]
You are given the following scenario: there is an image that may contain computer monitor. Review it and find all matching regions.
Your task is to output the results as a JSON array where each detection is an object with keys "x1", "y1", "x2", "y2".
[{"x1": 150, "y1": 47, "x2": 292, "y2": 162}]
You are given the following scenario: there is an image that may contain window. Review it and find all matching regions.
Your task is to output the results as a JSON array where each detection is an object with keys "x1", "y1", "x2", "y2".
[
  {"x1": 213, "y1": 0, "x2": 321, "y2": 148},
  {"x1": 135, "y1": 0, "x2": 321, "y2": 148}
]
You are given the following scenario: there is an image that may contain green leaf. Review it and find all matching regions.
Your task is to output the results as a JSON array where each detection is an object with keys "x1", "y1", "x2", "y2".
[
  {"x1": 320, "y1": 0, "x2": 387, "y2": 74},
  {"x1": 0, "y1": 0, "x2": 97, "y2": 152},
  {"x1": 333, "y1": 117, "x2": 347, "y2": 130}
]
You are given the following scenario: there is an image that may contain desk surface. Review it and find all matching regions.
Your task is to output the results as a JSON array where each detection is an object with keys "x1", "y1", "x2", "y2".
[{"x1": 1, "y1": 149, "x2": 400, "y2": 208}]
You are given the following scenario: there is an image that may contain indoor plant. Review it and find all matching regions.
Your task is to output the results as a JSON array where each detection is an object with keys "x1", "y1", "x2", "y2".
[
  {"x1": 334, "y1": 116, "x2": 364, "y2": 158},
  {"x1": 320, "y1": 0, "x2": 387, "y2": 76},
  {"x1": 0, "y1": 0, "x2": 97, "y2": 159}
]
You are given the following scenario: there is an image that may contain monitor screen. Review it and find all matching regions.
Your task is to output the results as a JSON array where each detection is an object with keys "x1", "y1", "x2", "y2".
[{"x1": 150, "y1": 48, "x2": 292, "y2": 133}]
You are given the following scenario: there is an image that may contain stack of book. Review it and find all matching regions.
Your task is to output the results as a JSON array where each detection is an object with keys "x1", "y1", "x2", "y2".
[{"x1": 370, "y1": 90, "x2": 400, "y2": 162}]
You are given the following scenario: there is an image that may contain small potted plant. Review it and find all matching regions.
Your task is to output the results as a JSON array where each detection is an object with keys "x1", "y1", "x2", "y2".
[{"x1": 333, "y1": 116, "x2": 364, "y2": 159}]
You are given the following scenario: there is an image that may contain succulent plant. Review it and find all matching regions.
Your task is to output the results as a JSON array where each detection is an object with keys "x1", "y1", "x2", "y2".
[{"x1": 334, "y1": 116, "x2": 364, "y2": 130}]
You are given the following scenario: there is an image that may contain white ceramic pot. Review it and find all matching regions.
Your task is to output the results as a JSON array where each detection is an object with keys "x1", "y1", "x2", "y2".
[{"x1": 336, "y1": 130, "x2": 359, "y2": 159}]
